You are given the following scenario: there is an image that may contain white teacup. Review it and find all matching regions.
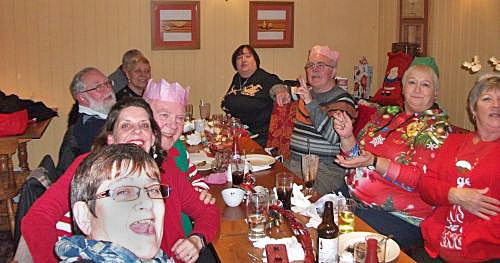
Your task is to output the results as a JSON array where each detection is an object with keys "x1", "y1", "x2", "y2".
[{"x1": 222, "y1": 188, "x2": 245, "y2": 207}]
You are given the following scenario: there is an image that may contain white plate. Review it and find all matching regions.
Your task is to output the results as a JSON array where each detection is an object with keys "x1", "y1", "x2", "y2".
[
  {"x1": 339, "y1": 231, "x2": 400, "y2": 262},
  {"x1": 190, "y1": 153, "x2": 214, "y2": 171},
  {"x1": 193, "y1": 159, "x2": 214, "y2": 171},
  {"x1": 245, "y1": 154, "x2": 275, "y2": 167}
]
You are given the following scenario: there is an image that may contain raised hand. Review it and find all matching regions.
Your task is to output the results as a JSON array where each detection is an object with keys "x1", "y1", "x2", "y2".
[
  {"x1": 332, "y1": 111, "x2": 354, "y2": 139},
  {"x1": 335, "y1": 150, "x2": 375, "y2": 168},
  {"x1": 295, "y1": 75, "x2": 313, "y2": 104}
]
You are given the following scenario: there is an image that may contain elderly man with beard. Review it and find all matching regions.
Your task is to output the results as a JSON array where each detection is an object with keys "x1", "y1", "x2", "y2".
[
  {"x1": 270, "y1": 45, "x2": 357, "y2": 195},
  {"x1": 57, "y1": 67, "x2": 117, "y2": 173},
  {"x1": 13, "y1": 67, "x2": 117, "y2": 245}
]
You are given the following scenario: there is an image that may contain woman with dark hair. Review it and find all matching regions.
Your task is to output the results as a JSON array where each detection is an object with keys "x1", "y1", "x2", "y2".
[
  {"x1": 221, "y1": 44, "x2": 283, "y2": 147},
  {"x1": 22, "y1": 97, "x2": 218, "y2": 263}
]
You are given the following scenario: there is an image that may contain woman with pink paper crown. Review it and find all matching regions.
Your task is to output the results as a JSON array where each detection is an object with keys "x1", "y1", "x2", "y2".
[{"x1": 22, "y1": 80, "x2": 220, "y2": 263}]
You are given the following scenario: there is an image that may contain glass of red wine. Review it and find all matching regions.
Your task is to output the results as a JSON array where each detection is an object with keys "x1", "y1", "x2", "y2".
[
  {"x1": 275, "y1": 172, "x2": 293, "y2": 210},
  {"x1": 231, "y1": 158, "x2": 245, "y2": 186}
]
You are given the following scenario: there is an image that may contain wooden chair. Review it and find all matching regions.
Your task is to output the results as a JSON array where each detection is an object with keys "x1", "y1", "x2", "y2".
[{"x1": 0, "y1": 137, "x2": 28, "y2": 237}]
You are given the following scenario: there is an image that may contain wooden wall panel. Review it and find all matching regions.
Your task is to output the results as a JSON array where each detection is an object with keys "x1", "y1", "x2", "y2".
[
  {"x1": 0, "y1": 0, "x2": 497, "y2": 168},
  {"x1": 429, "y1": 0, "x2": 500, "y2": 131}
]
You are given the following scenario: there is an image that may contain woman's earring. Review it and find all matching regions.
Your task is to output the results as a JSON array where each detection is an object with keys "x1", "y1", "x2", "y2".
[{"x1": 152, "y1": 145, "x2": 158, "y2": 159}]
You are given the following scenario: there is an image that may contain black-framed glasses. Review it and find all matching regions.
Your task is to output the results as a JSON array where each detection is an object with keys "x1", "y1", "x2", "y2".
[
  {"x1": 86, "y1": 183, "x2": 171, "y2": 203},
  {"x1": 304, "y1": 62, "x2": 334, "y2": 71},
  {"x1": 79, "y1": 79, "x2": 114, "y2": 93}
]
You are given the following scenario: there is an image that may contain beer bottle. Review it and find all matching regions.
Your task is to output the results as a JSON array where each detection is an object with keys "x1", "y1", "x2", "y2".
[{"x1": 317, "y1": 201, "x2": 339, "y2": 263}]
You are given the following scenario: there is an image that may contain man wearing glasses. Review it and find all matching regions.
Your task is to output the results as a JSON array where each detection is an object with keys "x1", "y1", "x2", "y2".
[
  {"x1": 14, "y1": 67, "x2": 117, "y2": 245},
  {"x1": 270, "y1": 45, "x2": 357, "y2": 195},
  {"x1": 57, "y1": 67, "x2": 117, "y2": 174}
]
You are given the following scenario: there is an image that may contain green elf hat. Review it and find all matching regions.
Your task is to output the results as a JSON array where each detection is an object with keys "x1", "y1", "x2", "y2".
[{"x1": 411, "y1": 57, "x2": 440, "y2": 77}]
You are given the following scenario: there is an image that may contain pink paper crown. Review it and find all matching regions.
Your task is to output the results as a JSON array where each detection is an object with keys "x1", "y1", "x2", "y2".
[
  {"x1": 143, "y1": 79, "x2": 189, "y2": 106},
  {"x1": 308, "y1": 45, "x2": 340, "y2": 62}
]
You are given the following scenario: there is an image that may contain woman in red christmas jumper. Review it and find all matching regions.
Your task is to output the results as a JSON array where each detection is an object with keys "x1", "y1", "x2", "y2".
[
  {"x1": 420, "y1": 74, "x2": 500, "y2": 262},
  {"x1": 22, "y1": 97, "x2": 219, "y2": 263},
  {"x1": 333, "y1": 57, "x2": 450, "y2": 250}
]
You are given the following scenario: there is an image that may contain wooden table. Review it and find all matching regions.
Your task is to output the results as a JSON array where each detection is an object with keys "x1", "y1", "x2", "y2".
[
  {"x1": 5, "y1": 117, "x2": 53, "y2": 172},
  {"x1": 209, "y1": 136, "x2": 415, "y2": 262}
]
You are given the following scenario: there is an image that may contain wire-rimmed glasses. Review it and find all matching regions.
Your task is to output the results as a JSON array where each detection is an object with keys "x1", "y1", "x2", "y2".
[
  {"x1": 304, "y1": 62, "x2": 334, "y2": 71},
  {"x1": 85, "y1": 183, "x2": 171, "y2": 203},
  {"x1": 79, "y1": 79, "x2": 115, "y2": 93}
]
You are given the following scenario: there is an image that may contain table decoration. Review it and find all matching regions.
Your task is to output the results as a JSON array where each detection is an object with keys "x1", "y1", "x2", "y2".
[{"x1": 269, "y1": 205, "x2": 315, "y2": 263}]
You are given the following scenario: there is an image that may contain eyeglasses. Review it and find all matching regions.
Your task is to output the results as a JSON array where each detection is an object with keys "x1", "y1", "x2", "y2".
[
  {"x1": 80, "y1": 79, "x2": 114, "y2": 93},
  {"x1": 304, "y1": 62, "x2": 334, "y2": 71},
  {"x1": 86, "y1": 183, "x2": 171, "y2": 203}
]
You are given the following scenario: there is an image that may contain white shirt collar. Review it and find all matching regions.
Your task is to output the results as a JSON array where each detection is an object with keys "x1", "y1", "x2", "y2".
[{"x1": 78, "y1": 105, "x2": 107, "y2": 120}]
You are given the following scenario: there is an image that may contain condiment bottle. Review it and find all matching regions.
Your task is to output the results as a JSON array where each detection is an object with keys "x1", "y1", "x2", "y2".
[{"x1": 365, "y1": 238, "x2": 378, "y2": 263}]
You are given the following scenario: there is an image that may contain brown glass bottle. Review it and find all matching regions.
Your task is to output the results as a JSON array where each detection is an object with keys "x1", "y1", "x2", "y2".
[{"x1": 317, "y1": 201, "x2": 339, "y2": 263}]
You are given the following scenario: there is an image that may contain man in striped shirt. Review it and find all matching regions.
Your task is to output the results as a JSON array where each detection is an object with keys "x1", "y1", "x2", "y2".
[{"x1": 271, "y1": 45, "x2": 357, "y2": 195}]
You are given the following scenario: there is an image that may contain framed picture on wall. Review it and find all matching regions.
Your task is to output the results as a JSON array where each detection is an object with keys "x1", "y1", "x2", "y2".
[
  {"x1": 401, "y1": 0, "x2": 426, "y2": 18},
  {"x1": 151, "y1": 1, "x2": 200, "y2": 50},
  {"x1": 249, "y1": 1, "x2": 294, "y2": 48},
  {"x1": 399, "y1": 0, "x2": 428, "y2": 55},
  {"x1": 400, "y1": 22, "x2": 425, "y2": 47}
]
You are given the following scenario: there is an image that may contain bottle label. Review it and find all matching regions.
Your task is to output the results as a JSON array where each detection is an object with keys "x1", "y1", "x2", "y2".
[{"x1": 318, "y1": 237, "x2": 338, "y2": 263}]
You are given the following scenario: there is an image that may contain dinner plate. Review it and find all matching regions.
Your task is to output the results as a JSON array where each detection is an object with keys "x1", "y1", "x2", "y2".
[
  {"x1": 245, "y1": 154, "x2": 275, "y2": 167},
  {"x1": 190, "y1": 153, "x2": 214, "y2": 171},
  {"x1": 194, "y1": 159, "x2": 214, "y2": 171},
  {"x1": 339, "y1": 231, "x2": 400, "y2": 262}
]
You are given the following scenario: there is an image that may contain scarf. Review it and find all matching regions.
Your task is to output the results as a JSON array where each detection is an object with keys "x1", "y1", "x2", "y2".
[{"x1": 55, "y1": 235, "x2": 173, "y2": 263}]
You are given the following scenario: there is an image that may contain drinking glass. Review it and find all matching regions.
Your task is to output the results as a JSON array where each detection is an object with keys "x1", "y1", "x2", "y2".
[
  {"x1": 337, "y1": 198, "x2": 357, "y2": 234},
  {"x1": 199, "y1": 103, "x2": 211, "y2": 120},
  {"x1": 246, "y1": 190, "x2": 269, "y2": 241},
  {"x1": 185, "y1": 104, "x2": 193, "y2": 121},
  {"x1": 230, "y1": 158, "x2": 245, "y2": 186},
  {"x1": 301, "y1": 154, "x2": 319, "y2": 195},
  {"x1": 353, "y1": 241, "x2": 367, "y2": 263},
  {"x1": 275, "y1": 172, "x2": 293, "y2": 210}
]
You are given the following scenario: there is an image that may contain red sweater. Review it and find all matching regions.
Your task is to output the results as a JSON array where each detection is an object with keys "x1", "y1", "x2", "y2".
[
  {"x1": 420, "y1": 133, "x2": 500, "y2": 262},
  {"x1": 21, "y1": 147, "x2": 220, "y2": 263}
]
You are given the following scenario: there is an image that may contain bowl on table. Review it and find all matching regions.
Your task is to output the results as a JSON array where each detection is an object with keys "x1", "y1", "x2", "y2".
[{"x1": 222, "y1": 187, "x2": 246, "y2": 207}]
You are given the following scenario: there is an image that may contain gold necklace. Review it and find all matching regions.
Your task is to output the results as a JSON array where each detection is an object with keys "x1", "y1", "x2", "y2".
[{"x1": 239, "y1": 75, "x2": 249, "y2": 89}]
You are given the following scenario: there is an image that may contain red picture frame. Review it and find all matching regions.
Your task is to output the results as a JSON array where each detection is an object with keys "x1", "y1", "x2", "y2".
[
  {"x1": 249, "y1": 1, "x2": 294, "y2": 48},
  {"x1": 151, "y1": 1, "x2": 200, "y2": 50}
]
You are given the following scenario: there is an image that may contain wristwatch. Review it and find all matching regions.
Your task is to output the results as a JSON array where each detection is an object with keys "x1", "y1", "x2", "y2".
[
  {"x1": 368, "y1": 155, "x2": 378, "y2": 170},
  {"x1": 190, "y1": 233, "x2": 206, "y2": 250}
]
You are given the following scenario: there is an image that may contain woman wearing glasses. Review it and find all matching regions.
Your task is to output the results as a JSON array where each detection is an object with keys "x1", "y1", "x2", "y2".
[
  {"x1": 22, "y1": 97, "x2": 218, "y2": 263},
  {"x1": 55, "y1": 144, "x2": 173, "y2": 262},
  {"x1": 221, "y1": 44, "x2": 283, "y2": 147},
  {"x1": 115, "y1": 54, "x2": 152, "y2": 101}
]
